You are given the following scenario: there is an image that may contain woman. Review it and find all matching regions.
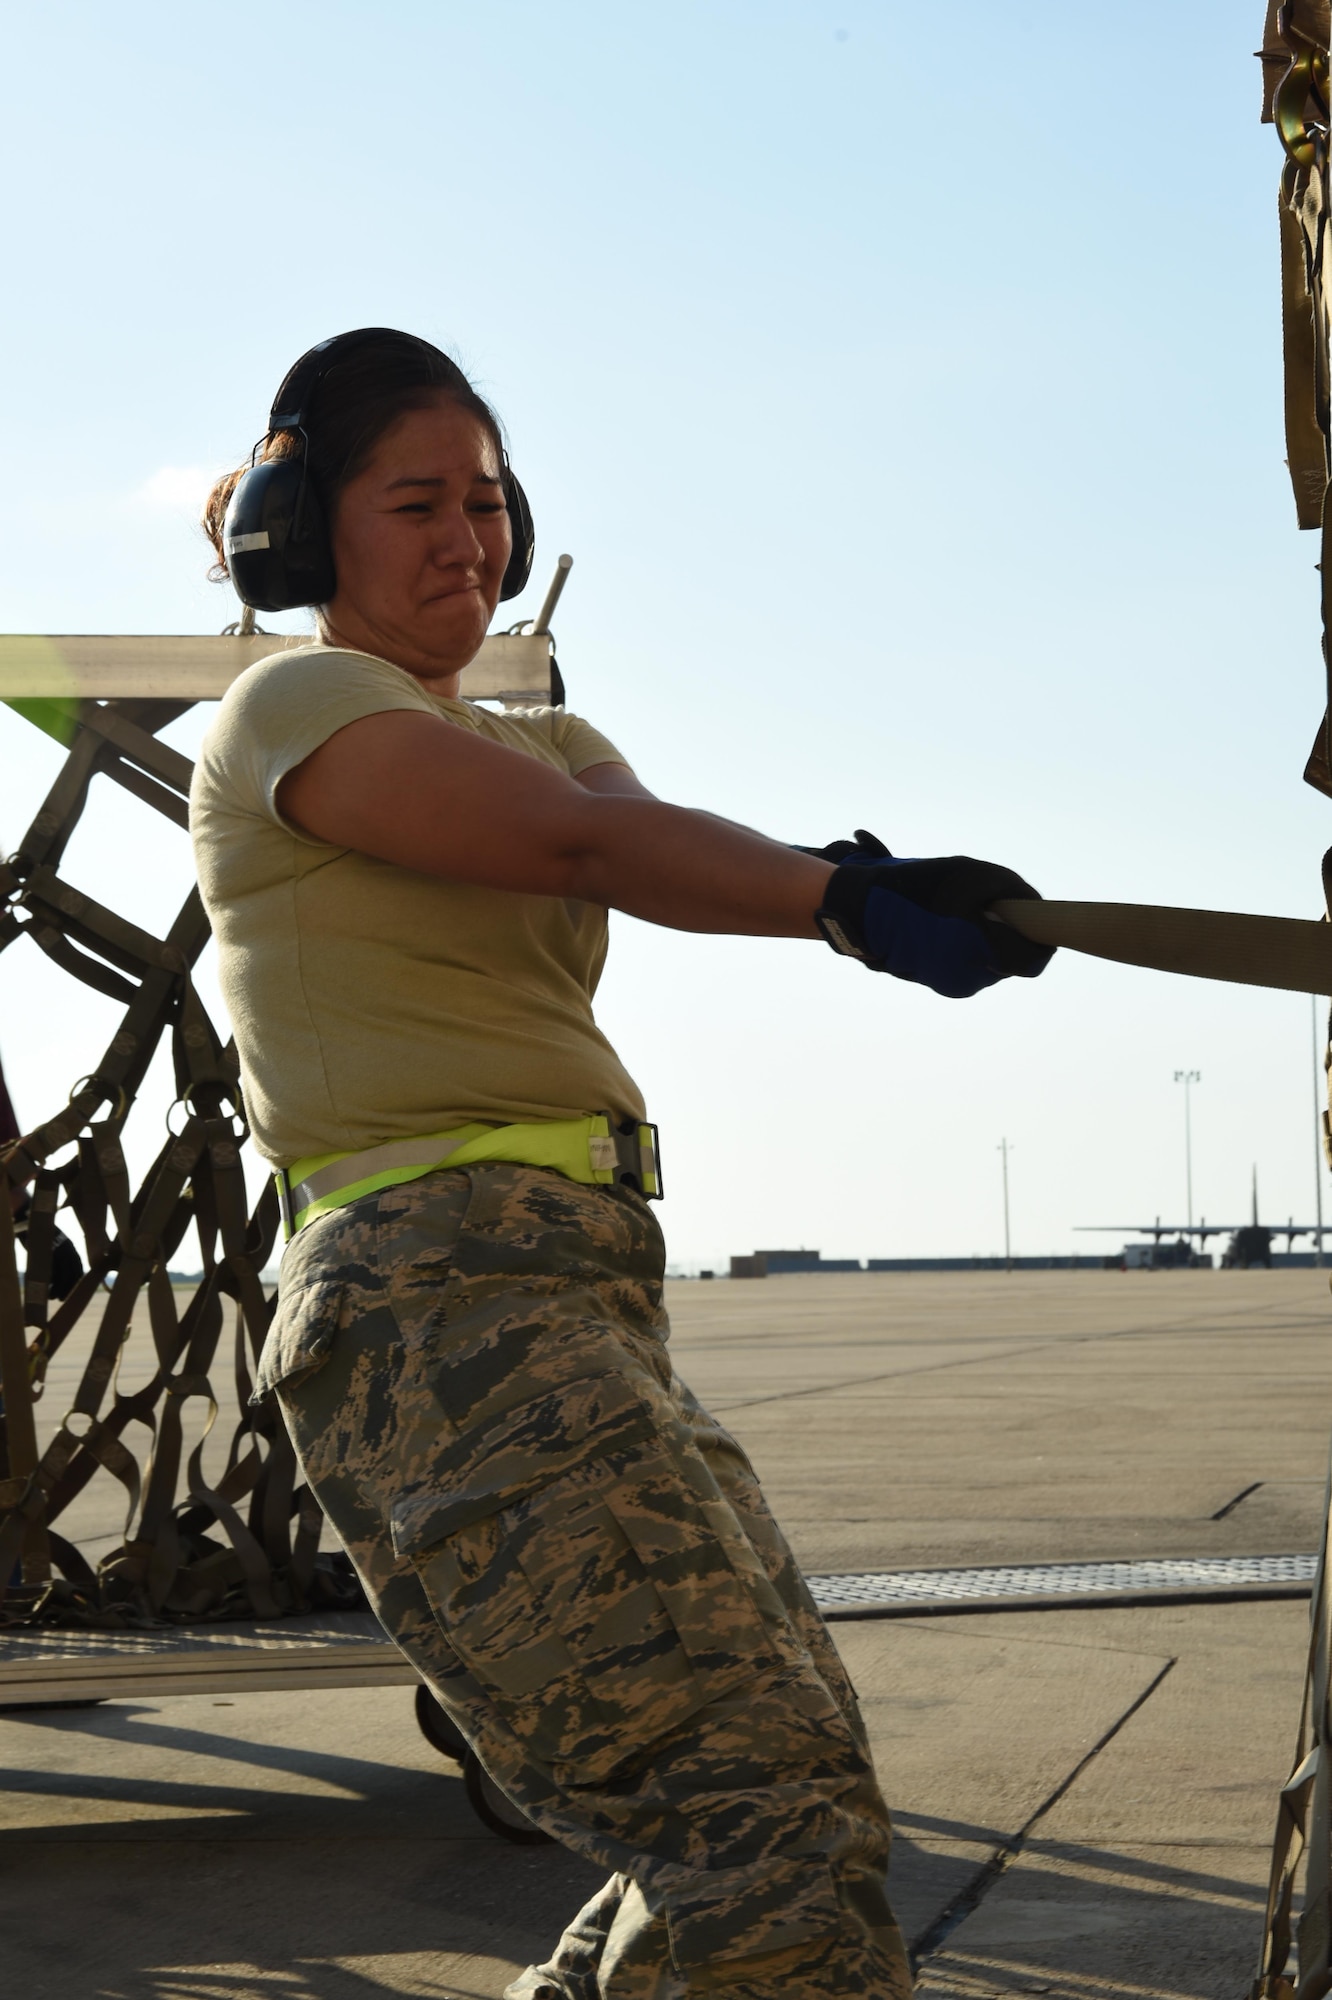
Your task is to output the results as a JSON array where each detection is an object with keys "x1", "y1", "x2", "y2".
[{"x1": 192, "y1": 328, "x2": 1051, "y2": 2000}]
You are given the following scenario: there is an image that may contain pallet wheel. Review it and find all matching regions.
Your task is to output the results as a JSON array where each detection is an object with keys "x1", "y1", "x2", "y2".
[
  {"x1": 414, "y1": 1685, "x2": 552, "y2": 1845},
  {"x1": 463, "y1": 1745, "x2": 554, "y2": 1846},
  {"x1": 413, "y1": 1683, "x2": 468, "y2": 1762}
]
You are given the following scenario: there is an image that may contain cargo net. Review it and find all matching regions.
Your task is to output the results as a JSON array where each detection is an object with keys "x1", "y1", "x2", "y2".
[{"x1": 0, "y1": 693, "x2": 362, "y2": 1630}]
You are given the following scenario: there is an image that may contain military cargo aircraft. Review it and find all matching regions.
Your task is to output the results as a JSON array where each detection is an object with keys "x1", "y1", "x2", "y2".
[{"x1": 1078, "y1": 1170, "x2": 1328, "y2": 1269}]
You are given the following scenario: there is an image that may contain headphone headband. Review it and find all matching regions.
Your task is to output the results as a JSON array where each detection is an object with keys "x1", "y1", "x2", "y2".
[{"x1": 267, "y1": 327, "x2": 446, "y2": 436}]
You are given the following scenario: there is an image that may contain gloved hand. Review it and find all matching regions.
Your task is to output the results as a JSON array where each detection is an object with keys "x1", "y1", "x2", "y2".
[
  {"x1": 795, "y1": 827, "x2": 891, "y2": 866},
  {"x1": 814, "y1": 846, "x2": 1054, "y2": 999}
]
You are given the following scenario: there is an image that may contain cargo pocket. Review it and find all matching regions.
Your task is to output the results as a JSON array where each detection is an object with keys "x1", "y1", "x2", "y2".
[
  {"x1": 391, "y1": 1378, "x2": 783, "y2": 1782},
  {"x1": 252, "y1": 1278, "x2": 347, "y2": 1403},
  {"x1": 665, "y1": 1854, "x2": 845, "y2": 1982}
]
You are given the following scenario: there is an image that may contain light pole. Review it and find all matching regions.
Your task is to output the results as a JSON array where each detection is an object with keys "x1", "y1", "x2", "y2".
[
  {"x1": 998, "y1": 1137, "x2": 1013, "y2": 1272},
  {"x1": 1174, "y1": 1070, "x2": 1200, "y2": 1232},
  {"x1": 1314, "y1": 997, "x2": 1326, "y2": 1271}
]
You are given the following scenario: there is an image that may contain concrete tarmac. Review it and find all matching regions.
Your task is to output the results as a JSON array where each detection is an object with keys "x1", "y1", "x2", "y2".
[{"x1": 2, "y1": 1268, "x2": 1327, "y2": 1997}]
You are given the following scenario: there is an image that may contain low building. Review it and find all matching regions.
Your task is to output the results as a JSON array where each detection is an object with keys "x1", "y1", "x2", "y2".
[
  {"x1": 867, "y1": 1255, "x2": 1110, "y2": 1272},
  {"x1": 729, "y1": 1250, "x2": 865, "y2": 1278}
]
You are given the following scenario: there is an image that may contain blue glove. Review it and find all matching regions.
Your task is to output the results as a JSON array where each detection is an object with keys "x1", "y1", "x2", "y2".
[
  {"x1": 796, "y1": 828, "x2": 892, "y2": 867},
  {"x1": 814, "y1": 846, "x2": 1053, "y2": 999}
]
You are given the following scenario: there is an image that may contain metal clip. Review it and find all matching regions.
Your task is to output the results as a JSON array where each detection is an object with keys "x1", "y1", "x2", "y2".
[{"x1": 275, "y1": 1169, "x2": 295, "y2": 1242}]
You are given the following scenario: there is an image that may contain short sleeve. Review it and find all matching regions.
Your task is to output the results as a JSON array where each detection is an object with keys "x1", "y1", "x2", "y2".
[
  {"x1": 199, "y1": 646, "x2": 438, "y2": 833},
  {"x1": 549, "y1": 711, "x2": 632, "y2": 777}
]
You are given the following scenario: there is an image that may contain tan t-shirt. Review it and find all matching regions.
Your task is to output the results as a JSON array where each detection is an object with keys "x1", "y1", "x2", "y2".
[{"x1": 190, "y1": 644, "x2": 646, "y2": 1166}]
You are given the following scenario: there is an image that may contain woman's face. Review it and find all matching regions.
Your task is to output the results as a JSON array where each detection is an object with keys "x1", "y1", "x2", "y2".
[{"x1": 322, "y1": 395, "x2": 513, "y2": 687}]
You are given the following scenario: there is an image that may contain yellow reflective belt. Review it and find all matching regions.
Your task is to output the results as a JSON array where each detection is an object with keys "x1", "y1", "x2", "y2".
[{"x1": 275, "y1": 1114, "x2": 662, "y2": 1239}]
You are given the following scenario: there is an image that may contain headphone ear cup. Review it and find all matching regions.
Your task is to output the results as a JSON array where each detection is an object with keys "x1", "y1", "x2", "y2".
[
  {"x1": 499, "y1": 473, "x2": 535, "y2": 603},
  {"x1": 223, "y1": 459, "x2": 336, "y2": 612}
]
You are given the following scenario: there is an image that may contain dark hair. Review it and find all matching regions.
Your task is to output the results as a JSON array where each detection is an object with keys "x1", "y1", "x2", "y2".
[{"x1": 202, "y1": 331, "x2": 505, "y2": 582}]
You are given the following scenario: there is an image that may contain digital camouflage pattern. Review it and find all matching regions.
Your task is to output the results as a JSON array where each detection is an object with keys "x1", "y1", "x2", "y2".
[{"x1": 258, "y1": 1163, "x2": 913, "y2": 1998}]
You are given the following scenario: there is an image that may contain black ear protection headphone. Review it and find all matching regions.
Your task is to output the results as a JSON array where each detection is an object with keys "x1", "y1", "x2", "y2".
[{"x1": 222, "y1": 327, "x2": 535, "y2": 614}]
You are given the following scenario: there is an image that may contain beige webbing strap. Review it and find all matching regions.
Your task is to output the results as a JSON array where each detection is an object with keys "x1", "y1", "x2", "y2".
[
  {"x1": 1250, "y1": 1472, "x2": 1332, "y2": 1999},
  {"x1": 993, "y1": 897, "x2": 1332, "y2": 996},
  {"x1": 1253, "y1": 14, "x2": 1332, "y2": 1976}
]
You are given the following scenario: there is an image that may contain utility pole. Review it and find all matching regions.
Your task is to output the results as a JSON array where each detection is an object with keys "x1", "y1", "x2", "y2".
[
  {"x1": 1174, "y1": 1070, "x2": 1201, "y2": 1233},
  {"x1": 998, "y1": 1138, "x2": 1013, "y2": 1272},
  {"x1": 1315, "y1": 996, "x2": 1326, "y2": 1271}
]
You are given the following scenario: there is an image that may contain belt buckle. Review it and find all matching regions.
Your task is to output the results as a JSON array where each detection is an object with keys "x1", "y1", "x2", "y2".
[{"x1": 602, "y1": 1117, "x2": 663, "y2": 1201}]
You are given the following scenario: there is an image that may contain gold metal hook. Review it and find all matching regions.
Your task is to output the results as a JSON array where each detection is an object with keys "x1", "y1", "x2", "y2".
[{"x1": 1274, "y1": 42, "x2": 1330, "y2": 170}]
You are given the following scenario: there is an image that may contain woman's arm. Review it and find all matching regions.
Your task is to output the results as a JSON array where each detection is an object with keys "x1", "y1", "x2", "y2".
[{"x1": 277, "y1": 711, "x2": 831, "y2": 938}]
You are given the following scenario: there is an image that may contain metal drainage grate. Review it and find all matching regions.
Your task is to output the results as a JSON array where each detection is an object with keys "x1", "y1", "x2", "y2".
[{"x1": 806, "y1": 1552, "x2": 1318, "y2": 1619}]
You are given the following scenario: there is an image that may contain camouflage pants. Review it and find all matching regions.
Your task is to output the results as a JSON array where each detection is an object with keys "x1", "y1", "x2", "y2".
[{"x1": 258, "y1": 1163, "x2": 912, "y2": 1998}]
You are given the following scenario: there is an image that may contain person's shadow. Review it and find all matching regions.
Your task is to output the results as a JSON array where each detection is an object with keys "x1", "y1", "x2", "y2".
[
  {"x1": 2, "y1": 1698, "x2": 602, "y2": 1999},
  {"x1": 2, "y1": 1707, "x2": 1271, "y2": 1998}
]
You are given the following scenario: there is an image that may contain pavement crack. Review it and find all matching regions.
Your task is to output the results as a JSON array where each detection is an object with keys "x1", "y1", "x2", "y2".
[
  {"x1": 907, "y1": 1655, "x2": 1178, "y2": 1974},
  {"x1": 1211, "y1": 1480, "x2": 1264, "y2": 1520},
  {"x1": 708, "y1": 1340, "x2": 1060, "y2": 1413},
  {"x1": 707, "y1": 1298, "x2": 1301, "y2": 1415},
  {"x1": 708, "y1": 1327, "x2": 1149, "y2": 1413}
]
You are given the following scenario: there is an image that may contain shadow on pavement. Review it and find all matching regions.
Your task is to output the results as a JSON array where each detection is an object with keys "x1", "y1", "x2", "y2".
[{"x1": 908, "y1": 1828, "x2": 1270, "y2": 1999}]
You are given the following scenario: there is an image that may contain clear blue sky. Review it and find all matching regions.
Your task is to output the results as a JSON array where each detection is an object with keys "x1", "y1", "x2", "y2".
[{"x1": 1, "y1": 1, "x2": 1326, "y2": 1268}]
